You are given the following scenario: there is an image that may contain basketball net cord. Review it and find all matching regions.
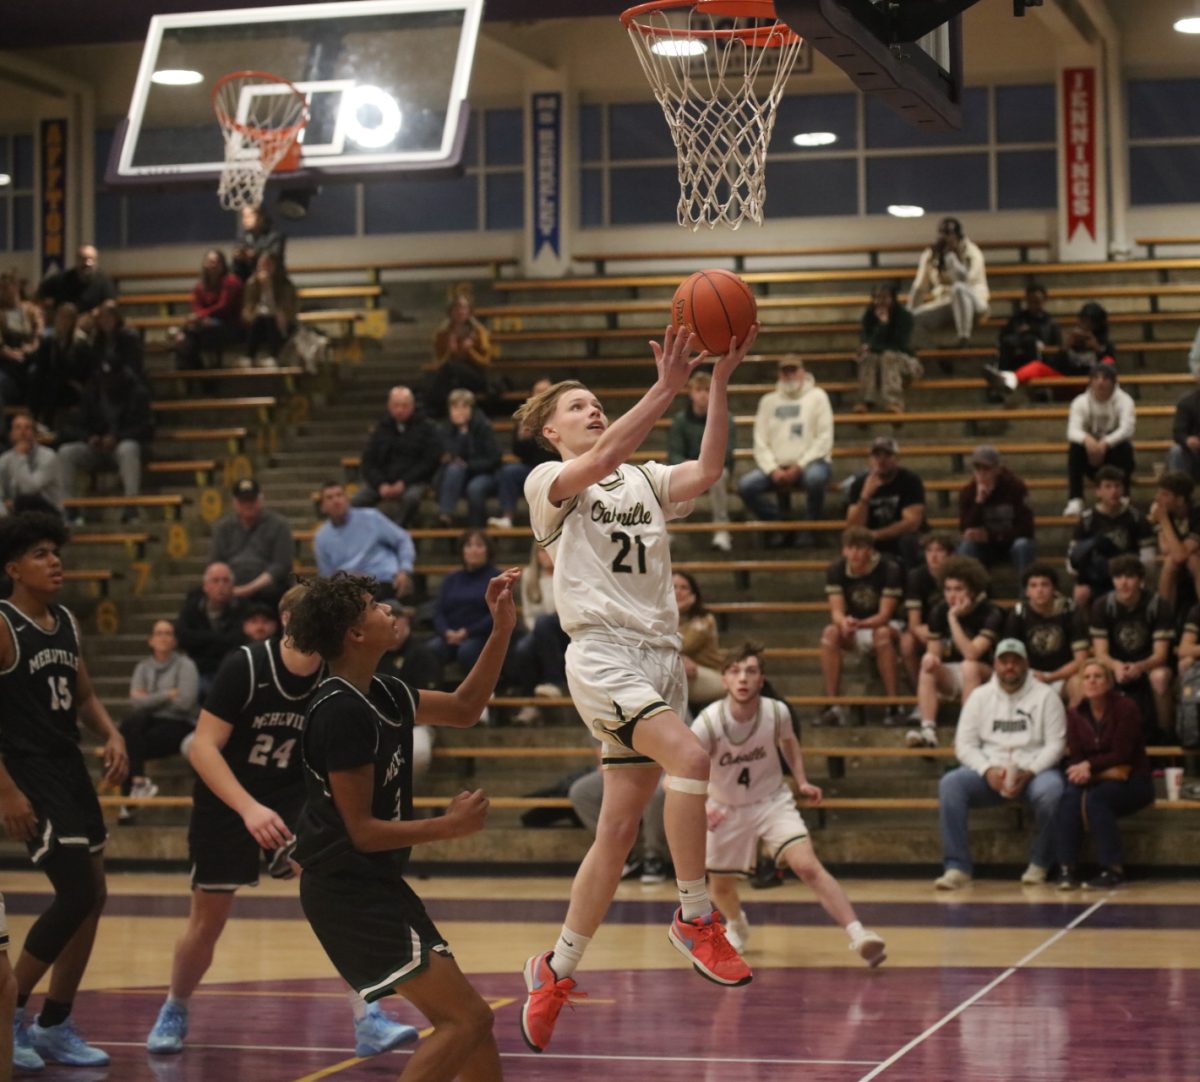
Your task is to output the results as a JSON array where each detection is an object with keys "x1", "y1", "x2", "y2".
[
  {"x1": 215, "y1": 79, "x2": 308, "y2": 211},
  {"x1": 626, "y1": 9, "x2": 805, "y2": 230}
]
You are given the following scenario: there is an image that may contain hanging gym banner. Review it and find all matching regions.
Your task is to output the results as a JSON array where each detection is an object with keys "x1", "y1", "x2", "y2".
[
  {"x1": 40, "y1": 118, "x2": 68, "y2": 277},
  {"x1": 531, "y1": 91, "x2": 562, "y2": 260},
  {"x1": 1063, "y1": 68, "x2": 1096, "y2": 243}
]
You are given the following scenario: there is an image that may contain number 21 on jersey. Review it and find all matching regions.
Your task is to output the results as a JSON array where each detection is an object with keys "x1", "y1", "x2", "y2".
[{"x1": 610, "y1": 531, "x2": 647, "y2": 574}]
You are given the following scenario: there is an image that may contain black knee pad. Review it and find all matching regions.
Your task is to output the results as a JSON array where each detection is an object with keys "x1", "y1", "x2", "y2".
[{"x1": 24, "y1": 848, "x2": 100, "y2": 963}]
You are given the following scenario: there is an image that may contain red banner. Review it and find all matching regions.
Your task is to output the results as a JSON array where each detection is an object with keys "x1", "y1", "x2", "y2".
[{"x1": 1063, "y1": 68, "x2": 1096, "y2": 243}]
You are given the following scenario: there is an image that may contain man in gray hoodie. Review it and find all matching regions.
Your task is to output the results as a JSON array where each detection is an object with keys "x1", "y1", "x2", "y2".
[{"x1": 736, "y1": 355, "x2": 834, "y2": 548}]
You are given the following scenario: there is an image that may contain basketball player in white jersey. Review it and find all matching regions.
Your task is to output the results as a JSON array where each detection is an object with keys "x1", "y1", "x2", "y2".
[
  {"x1": 693, "y1": 642, "x2": 887, "y2": 965},
  {"x1": 514, "y1": 322, "x2": 757, "y2": 1053}
]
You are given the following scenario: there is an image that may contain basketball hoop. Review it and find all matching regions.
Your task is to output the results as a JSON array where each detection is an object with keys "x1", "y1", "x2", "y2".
[
  {"x1": 212, "y1": 71, "x2": 309, "y2": 212},
  {"x1": 621, "y1": 0, "x2": 804, "y2": 230}
]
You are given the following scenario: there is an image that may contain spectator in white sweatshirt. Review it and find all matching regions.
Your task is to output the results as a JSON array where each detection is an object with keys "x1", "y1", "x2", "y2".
[
  {"x1": 736, "y1": 355, "x2": 834, "y2": 549},
  {"x1": 908, "y1": 217, "x2": 990, "y2": 347},
  {"x1": 934, "y1": 638, "x2": 1066, "y2": 891},
  {"x1": 1063, "y1": 365, "x2": 1137, "y2": 517}
]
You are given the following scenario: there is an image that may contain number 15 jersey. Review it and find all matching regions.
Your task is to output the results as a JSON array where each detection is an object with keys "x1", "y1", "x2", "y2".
[
  {"x1": 0, "y1": 600, "x2": 82, "y2": 757},
  {"x1": 526, "y1": 459, "x2": 694, "y2": 649}
]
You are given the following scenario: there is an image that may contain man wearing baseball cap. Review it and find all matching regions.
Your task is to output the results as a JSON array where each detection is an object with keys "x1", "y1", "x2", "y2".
[
  {"x1": 208, "y1": 478, "x2": 295, "y2": 607},
  {"x1": 957, "y1": 445, "x2": 1037, "y2": 576},
  {"x1": 845, "y1": 437, "x2": 927, "y2": 567},
  {"x1": 934, "y1": 638, "x2": 1066, "y2": 891}
]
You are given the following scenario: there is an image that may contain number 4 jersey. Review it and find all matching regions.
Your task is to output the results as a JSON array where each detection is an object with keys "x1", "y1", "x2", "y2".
[
  {"x1": 691, "y1": 696, "x2": 795, "y2": 807},
  {"x1": 0, "y1": 600, "x2": 82, "y2": 757},
  {"x1": 196, "y1": 637, "x2": 324, "y2": 808},
  {"x1": 526, "y1": 460, "x2": 694, "y2": 649}
]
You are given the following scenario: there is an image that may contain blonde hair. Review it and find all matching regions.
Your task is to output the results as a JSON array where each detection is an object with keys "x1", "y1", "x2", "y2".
[
  {"x1": 277, "y1": 583, "x2": 309, "y2": 620},
  {"x1": 687, "y1": 371, "x2": 712, "y2": 390},
  {"x1": 447, "y1": 388, "x2": 476, "y2": 410},
  {"x1": 512, "y1": 379, "x2": 588, "y2": 453},
  {"x1": 1080, "y1": 657, "x2": 1111, "y2": 684}
]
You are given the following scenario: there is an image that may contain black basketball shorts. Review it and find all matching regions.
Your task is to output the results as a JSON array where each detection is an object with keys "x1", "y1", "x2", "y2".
[
  {"x1": 3, "y1": 753, "x2": 107, "y2": 866},
  {"x1": 188, "y1": 784, "x2": 306, "y2": 891}
]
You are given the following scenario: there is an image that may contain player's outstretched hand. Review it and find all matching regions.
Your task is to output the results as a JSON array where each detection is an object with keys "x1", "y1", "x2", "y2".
[
  {"x1": 0, "y1": 782, "x2": 37, "y2": 842},
  {"x1": 650, "y1": 324, "x2": 709, "y2": 394},
  {"x1": 243, "y1": 802, "x2": 293, "y2": 850},
  {"x1": 102, "y1": 731, "x2": 129, "y2": 786},
  {"x1": 712, "y1": 323, "x2": 759, "y2": 384},
  {"x1": 444, "y1": 788, "x2": 490, "y2": 837},
  {"x1": 486, "y1": 567, "x2": 521, "y2": 634}
]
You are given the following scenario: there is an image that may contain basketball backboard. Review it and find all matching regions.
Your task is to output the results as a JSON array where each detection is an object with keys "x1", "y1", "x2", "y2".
[{"x1": 106, "y1": 0, "x2": 484, "y2": 186}]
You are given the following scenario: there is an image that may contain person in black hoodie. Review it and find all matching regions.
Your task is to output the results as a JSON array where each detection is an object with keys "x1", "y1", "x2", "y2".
[
  {"x1": 56, "y1": 363, "x2": 154, "y2": 523},
  {"x1": 352, "y1": 384, "x2": 441, "y2": 526},
  {"x1": 1167, "y1": 368, "x2": 1200, "y2": 482},
  {"x1": 994, "y1": 284, "x2": 1062, "y2": 372},
  {"x1": 488, "y1": 376, "x2": 556, "y2": 529},
  {"x1": 986, "y1": 301, "x2": 1113, "y2": 396},
  {"x1": 27, "y1": 302, "x2": 93, "y2": 437},
  {"x1": 433, "y1": 389, "x2": 502, "y2": 527}
]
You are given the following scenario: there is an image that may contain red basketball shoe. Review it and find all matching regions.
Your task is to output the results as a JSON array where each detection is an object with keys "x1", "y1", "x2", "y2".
[
  {"x1": 668, "y1": 908, "x2": 753, "y2": 986},
  {"x1": 520, "y1": 951, "x2": 585, "y2": 1053}
]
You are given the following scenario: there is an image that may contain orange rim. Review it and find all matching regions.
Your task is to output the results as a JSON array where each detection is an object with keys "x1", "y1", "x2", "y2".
[
  {"x1": 212, "y1": 70, "x2": 309, "y2": 142},
  {"x1": 620, "y1": 0, "x2": 801, "y2": 47}
]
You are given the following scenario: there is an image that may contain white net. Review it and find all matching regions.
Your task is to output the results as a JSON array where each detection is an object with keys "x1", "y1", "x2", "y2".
[
  {"x1": 625, "y1": 6, "x2": 804, "y2": 230},
  {"x1": 213, "y1": 73, "x2": 308, "y2": 211}
]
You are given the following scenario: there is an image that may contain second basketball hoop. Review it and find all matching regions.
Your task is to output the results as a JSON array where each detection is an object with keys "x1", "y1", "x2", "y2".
[{"x1": 621, "y1": 0, "x2": 804, "y2": 231}]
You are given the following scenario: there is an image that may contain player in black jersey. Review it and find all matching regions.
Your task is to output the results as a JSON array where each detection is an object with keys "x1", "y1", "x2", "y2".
[
  {"x1": 289, "y1": 568, "x2": 519, "y2": 1082},
  {"x1": 901, "y1": 533, "x2": 955, "y2": 695},
  {"x1": 1148, "y1": 470, "x2": 1200, "y2": 620},
  {"x1": 0, "y1": 512, "x2": 128, "y2": 1071},
  {"x1": 1067, "y1": 465, "x2": 1155, "y2": 607},
  {"x1": 818, "y1": 528, "x2": 905, "y2": 726},
  {"x1": 1004, "y1": 564, "x2": 1090, "y2": 705},
  {"x1": 146, "y1": 584, "x2": 417, "y2": 1059}
]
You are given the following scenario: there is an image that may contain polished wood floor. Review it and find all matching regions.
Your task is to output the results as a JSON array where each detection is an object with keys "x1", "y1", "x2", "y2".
[{"x1": 5, "y1": 870, "x2": 1199, "y2": 1080}]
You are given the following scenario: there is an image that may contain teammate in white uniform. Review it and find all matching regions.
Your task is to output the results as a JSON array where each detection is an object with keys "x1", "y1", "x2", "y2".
[
  {"x1": 693, "y1": 643, "x2": 887, "y2": 966},
  {"x1": 516, "y1": 322, "x2": 757, "y2": 1054}
]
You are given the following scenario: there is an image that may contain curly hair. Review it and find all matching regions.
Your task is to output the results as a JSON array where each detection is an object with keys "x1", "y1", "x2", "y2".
[
  {"x1": 937, "y1": 554, "x2": 990, "y2": 597},
  {"x1": 0, "y1": 512, "x2": 69, "y2": 568},
  {"x1": 285, "y1": 573, "x2": 377, "y2": 660}
]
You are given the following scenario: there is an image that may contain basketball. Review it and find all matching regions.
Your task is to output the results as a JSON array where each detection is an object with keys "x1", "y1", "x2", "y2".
[{"x1": 671, "y1": 269, "x2": 758, "y2": 354}]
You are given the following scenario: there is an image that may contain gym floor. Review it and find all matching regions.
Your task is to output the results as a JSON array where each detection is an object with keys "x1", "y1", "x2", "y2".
[{"x1": 5, "y1": 870, "x2": 1198, "y2": 1080}]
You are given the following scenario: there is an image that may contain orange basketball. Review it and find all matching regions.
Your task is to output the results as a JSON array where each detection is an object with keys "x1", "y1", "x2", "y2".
[{"x1": 671, "y1": 269, "x2": 758, "y2": 354}]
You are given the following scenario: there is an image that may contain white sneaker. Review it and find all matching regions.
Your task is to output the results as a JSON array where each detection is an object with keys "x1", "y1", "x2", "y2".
[
  {"x1": 725, "y1": 912, "x2": 750, "y2": 953},
  {"x1": 233, "y1": 355, "x2": 254, "y2": 368},
  {"x1": 534, "y1": 683, "x2": 564, "y2": 698},
  {"x1": 1020, "y1": 863, "x2": 1048, "y2": 885},
  {"x1": 259, "y1": 356, "x2": 278, "y2": 368},
  {"x1": 1062, "y1": 498, "x2": 1084, "y2": 517},
  {"x1": 487, "y1": 516, "x2": 513, "y2": 530},
  {"x1": 130, "y1": 777, "x2": 159, "y2": 800},
  {"x1": 711, "y1": 530, "x2": 732, "y2": 552},
  {"x1": 850, "y1": 929, "x2": 887, "y2": 967},
  {"x1": 514, "y1": 705, "x2": 542, "y2": 725},
  {"x1": 934, "y1": 869, "x2": 972, "y2": 890},
  {"x1": 905, "y1": 726, "x2": 938, "y2": 748},
  {"x1": 478, "y1": 706, "x2": 491, "y2": 726}
]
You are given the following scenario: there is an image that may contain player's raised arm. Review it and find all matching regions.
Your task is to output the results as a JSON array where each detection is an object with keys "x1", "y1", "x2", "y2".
[{"x1": 668, "y1": 325, "x2": 758, "y2": 502}]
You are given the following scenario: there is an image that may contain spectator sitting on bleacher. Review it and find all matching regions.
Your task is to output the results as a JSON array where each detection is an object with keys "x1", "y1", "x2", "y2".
[
  {"x1": 36, "y1": 243, "x2": 117, "y2": 329},
  {"x1": 1090, "y1": 554, "x2": 1175, "y2": 742},
  {"x1": 90, "y1": 300, "x2": 143, "y2": 378},
  {"x1": 434, "y1": 388, "x2": 502, "y2": 528},
  {"x1": 27, "y1": 302, "x2": 91, "y2": 436},
  {"x1": 0, "y1": 272, "x2": 43, "y2": 411},
  {"x1": 0, "y1": 410, "x2": 63, "y2": 516},
  {"x1": 173, "y1": 249, "x2": 244, "y2": 371},
  {"x1": 845, "y1": 436, "x2": 927, "y2": 568},
  {"x1": 232, "y1": 205, "x2": 286, "y2": 281},
  {"x1": 428, "y1": 529, "x2": 501, "y2": 681},
  {"x1": 1168, "y1": 369, "x2": 1200, "y2": 484},
  {"x1": 117, "y1": 619, "x2": 200, "y2": 825},
  {"x1": 354, "y1": 384, "x2": 442, "y2": 527},
  {"x1": 737, "y1": 355, "x2": 833, "y2": 550},
  {"x1": 901, "y1": 532, "x2": 955, "y2": 695},
  {"x1": 428, "y1": 291, "x2": 496, "y2": 418},
  {"x1": 1055, "y1": 658, "x2": 1154, "y2": 890},
  {"x1": 58, "y1": 362, "x2": 153, "y2": 524},
  {"x1": 994, "y1": 284, "x2": 1061, "y2": 374},
  {"x1": 209, "y1": 478, "x2": 296, "y2": 606},
  {"x1": 1062, "y1": 365, "x2": 1135, "y2": 517},
  {"x1": 175, "y1": 561, "x2": 246, "y2": 699},
  {"x1": 1005, "y1": 564, "x2": 1089, "y2": 706},
  {"x1": 818, "y1": 526, "x2": 905, "y2": 728},
  {"x1": 314, "y1": 480, "x2": 415, "y2": 600},
  {"x1": 238, "y1": 252, "x2": 296, "y2": 368},
  {"x1": 933, "y1": 638, "x2": 1066, "y2": 891},
  {"x1": 854, "y1": 282, "x2": 920, "y2": 414},
  {"x1": 570, "y1": 751, "x2": 669, "y2": 885},
  {"x1": 673, "y1": 570, "x2": 725, "y2": 709},
  {"x1": 489, "y1": 376, "x2": 555, "y2": 530},
  {"x1": 1067, "y1": 465, "x2": 1155, "y2": 609},
  {"x1": 1147, "y1": 470, "x2": 1200, "y2": 619},
  {"x1": 907, "y1": 216, "x2": 989, "y2": 348},
  {"x1": 987, "y1": 302, "x2": 1113, "y2": 397},
  {"x1": 907, "y1": 555, "x2": 1004, "y2": 750},
  {"x1": 240, "y1": 601, "x2": 279, "y2": 642},
  {"x1": 957, "y1": 444, "x2": 1036, "y2": 576},
  {"x1": 377, "y1": 599, "x2": 444, "y2": 693},
  {"x1": 507, "y1": 544, "x2": 569, "y2": 725},
  {"x1": 669, "y1": 370, "x2": 735, "y2": 552}
]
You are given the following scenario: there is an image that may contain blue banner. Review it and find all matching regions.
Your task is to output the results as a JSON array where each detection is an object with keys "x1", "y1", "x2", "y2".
[
  {"x1": 531, "y1": 92, "x2": 561, "y2": 260},
  {"x1": 40, "y1": 118, "x2": 67, "y2": 277}
]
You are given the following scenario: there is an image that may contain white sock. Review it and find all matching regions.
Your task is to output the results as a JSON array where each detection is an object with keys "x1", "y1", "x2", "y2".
[
  {"x1": 846, "y1": 920, "x2": 864, "y2": 942},
  {"x1": 921, "y1": 720, "x2": 936, "y2": 729},
  {"x1": 548, "y1": 927, "x2": 590, "y2": 980},
  {"x1": 348, "y1": 991, "x2": 369, "y2": 1022},
  {"x1": 677, "y1": 877, "x2": 711, "y2": 921}
]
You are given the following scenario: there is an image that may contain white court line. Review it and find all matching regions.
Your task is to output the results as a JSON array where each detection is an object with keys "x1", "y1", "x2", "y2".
[
  {"x1": 857, "y1": 898, "x2": 1108, "y2": 1082},
  {"x1": 100, "y1": 1041, "x2": 877, "y2": 1066}
]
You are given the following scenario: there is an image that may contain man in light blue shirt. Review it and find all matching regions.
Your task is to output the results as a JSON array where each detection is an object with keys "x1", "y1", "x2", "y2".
[{"x1": 314, "y1": 481, "x2": 416, "y2": 599}]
